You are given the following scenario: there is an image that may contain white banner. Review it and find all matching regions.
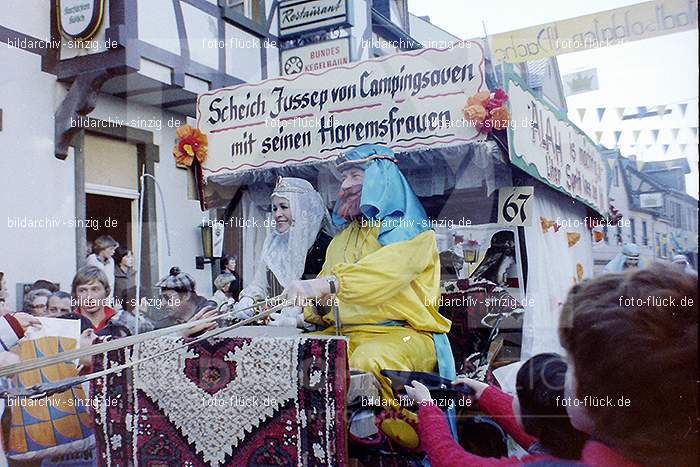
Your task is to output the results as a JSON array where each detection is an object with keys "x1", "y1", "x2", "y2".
[
  {"x1": 491, "y1": 0, "x2": 698, "y2": 63},
  {"x1": 197, "y1": 43, "x2": 486, "y2": 177},
  {"x1": 506, "y1": 72, "x2": 608, "y2": 215}
]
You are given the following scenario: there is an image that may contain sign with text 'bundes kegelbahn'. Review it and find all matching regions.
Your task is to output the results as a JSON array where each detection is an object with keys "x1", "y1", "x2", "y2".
[
  {"x1": 197, "y1": 42, "x2": 486, "y2": 177},
  {"x1": 278, "y1": 0, "x2": 352, "y2": 38},
  {"x1": 505, "y1": 72, "x2": 608, "y2": 215}
]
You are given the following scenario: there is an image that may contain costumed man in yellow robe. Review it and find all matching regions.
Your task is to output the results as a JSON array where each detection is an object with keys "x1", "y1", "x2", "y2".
[{"x1": 283, "y1": 144, "x2": 456, "y2": 445}]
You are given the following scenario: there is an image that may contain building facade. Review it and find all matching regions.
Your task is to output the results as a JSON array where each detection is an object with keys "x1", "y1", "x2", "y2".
[
  {"x1": 593, "y1": 150, "x2": 698, "y2": 274},
  {"x1": 0, "y1": 0, "x2": 441, "y2": 309}
]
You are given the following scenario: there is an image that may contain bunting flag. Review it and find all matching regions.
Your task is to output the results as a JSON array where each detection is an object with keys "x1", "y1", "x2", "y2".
[
  {"x1": 656, "y1": 104, "x2": 667, "y2": 118},
  {"x1": 680, "y1": 143, "x2": 687, "y2": 153},
  {"x1": 606, "y1": 158, "x2": 616, "y2": 171},
  {"x1": 671, "y1": 128, "x2": 680, "y2": 141},
  {"x1": 692, "y1": 127, "x2": 698, "y2": 139},
  {"x1": 632, "y1": 130, "x2": 641, "y2": 143},
  {"x1": 662, "y1": 144, "x2": 670, "y2": 155},
  {"x1": 614, "y1": 130, "x2": 622, "y2": 145},
  {"x1": 637, "y1": 106, "x2": 648, "y2": 116},
  {"x1": 577, "y1": 108, "x2": 587, "y2": 121},
  {"x1": 679, "y1": 103, "x2": 688, "y2": 118},
  {"x1": 596, "y1": 107, "x2": 606, "y2": 122},
  {"x1": 652, "y1": 129, "x2": 660, "y2": 143},
  {"x1": 616, "y1": 107, "x2": 626, "y2": 119},
  {"x1": 636, "y1": 160, "x2": 645, "y2": 171},
  {"x1": 595, "y1": 131, "x2": 603, "y2": 143}
]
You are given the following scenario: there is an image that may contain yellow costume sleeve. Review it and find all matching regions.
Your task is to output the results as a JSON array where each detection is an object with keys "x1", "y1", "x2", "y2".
[{"x1": 331, "y1": 230, "x2": 436, "y2": 306}]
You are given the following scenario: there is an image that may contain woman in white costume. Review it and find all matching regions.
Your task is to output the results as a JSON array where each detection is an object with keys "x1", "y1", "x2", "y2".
[{"x1": 234, "y1": 177, "x2": 332, "y2": 327}]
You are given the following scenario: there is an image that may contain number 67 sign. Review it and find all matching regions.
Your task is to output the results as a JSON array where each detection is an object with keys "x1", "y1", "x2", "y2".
[{"x1": 498, "y1": 186, "x2": 534, "y2": 226}]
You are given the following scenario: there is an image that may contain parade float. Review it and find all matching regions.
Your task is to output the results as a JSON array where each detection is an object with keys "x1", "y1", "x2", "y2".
[{"x1": 0, "y1": 41, "x2": 609, "y2": 467}]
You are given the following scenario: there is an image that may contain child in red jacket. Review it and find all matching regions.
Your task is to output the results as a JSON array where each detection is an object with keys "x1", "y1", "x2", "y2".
[{"x1": 406, "y1": 353, "x2": 589, "y2": 466}]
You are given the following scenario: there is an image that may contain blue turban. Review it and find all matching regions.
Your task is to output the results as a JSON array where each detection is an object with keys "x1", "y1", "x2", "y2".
[{"x1": 331, "y1": 144, "x2": 430, "y2": 245}]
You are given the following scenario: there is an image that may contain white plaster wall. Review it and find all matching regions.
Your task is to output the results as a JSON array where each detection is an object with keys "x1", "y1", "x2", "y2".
[
  {"x1": 88, "y1": 95, "x2": 213, "y2": 294},
  {"x1": 350, "y1": 0, "x2": 371, "y2": 61},
  {"x1": 225, "y1": 25, "x2": 262, "y2": 82},
  {"x1": 181, "y1": 3, "x2": 219, "y2": 70},
  {"x1": 0, "y1": 0, "x2": 52, "y2": 41},
  {"x1": 0, "y1": 45, "x2": 76, "y2": 308},
  {"x1": 138, "y1": 0, "x2": 181, "y2": 55}
]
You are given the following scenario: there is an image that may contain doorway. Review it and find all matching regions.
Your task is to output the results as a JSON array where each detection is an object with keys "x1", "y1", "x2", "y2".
[{"x1": 86, "y1": 193, "x2": 134, "y2": 251}]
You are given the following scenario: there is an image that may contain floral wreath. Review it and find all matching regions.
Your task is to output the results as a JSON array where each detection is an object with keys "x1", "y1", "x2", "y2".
[
  {"x1": 463, "y1": 88, "x2": 510, "y2": 134},
  {"x1": 173, "y1": 124, "x2": 209, "y2": 210}
]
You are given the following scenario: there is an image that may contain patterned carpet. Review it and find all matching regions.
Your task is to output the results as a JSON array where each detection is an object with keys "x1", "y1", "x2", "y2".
[{"x1": 90, "y1": 335, "x2": 348, "y2": 466}]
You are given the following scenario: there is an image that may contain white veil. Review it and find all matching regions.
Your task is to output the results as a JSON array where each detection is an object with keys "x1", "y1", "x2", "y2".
[{"x1": 259, "y1": 177, "x2": 329, "y2": 289}]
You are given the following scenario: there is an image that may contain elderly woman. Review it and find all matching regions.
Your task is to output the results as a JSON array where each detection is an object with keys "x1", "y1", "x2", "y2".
[{"x1": 234, "y1": 177, "x2": 331, "y2": 326}]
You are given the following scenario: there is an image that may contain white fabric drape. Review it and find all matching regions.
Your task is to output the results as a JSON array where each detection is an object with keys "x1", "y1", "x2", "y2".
[
  {"x1": 240, "y1": 190, "x2": 268, "y2": 296},
  {"x1": 520, "y1": 187, "x2": 594, "y2": 360}
]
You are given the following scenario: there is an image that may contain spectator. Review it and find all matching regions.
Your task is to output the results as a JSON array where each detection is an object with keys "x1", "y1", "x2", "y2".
[
  {"x1": 559, "y1": 263, "x2": 697, "y2": 467},
  {"x1": 113, "y1": 246, "x2": 137, "y2": 306},
  {"x1": 146, "y1": 266, "x2": 217, "y2": 331},
  {"x1": 407, "y1": 353, "x2": 588, "y2": 466},
  {"x1": 71, "y1": 266, "x2": 127, "y2": 338},
  {"x1": 86, "y1": 235, "x2": 118, "y2": 300},
  {"x1": 671, "y1": 254, "x2": 696, "y2": 275},
  {"x1": 1, "y1": 312, "x2": 41, "y2": 352},
  {"x1": 23, "y1": 289, "x2": 52, "y2": 316},
  {"x1": 47, "y1": 291, "x2": 72, "y2": 317},
  {"x1": 0, "y1": 272, "x2": 9, "y2": 316},
  {"x1": 29, "y1": 279, "x2": 59, "y2": 293},
  {"x1": 220, "y1": 255, "x2": 241, "y2": 301},
  {"x1": 212, "y1": 272, "x2": 237, "y2": 307},
  {"x1": 112, "y1": 286, "x2": 154, "y2": 334}
]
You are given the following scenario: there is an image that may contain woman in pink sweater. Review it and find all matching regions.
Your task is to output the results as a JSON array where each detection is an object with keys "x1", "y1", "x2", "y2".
[{"x1": 405, "y1": 353, "x2": 592, "y2": 466}]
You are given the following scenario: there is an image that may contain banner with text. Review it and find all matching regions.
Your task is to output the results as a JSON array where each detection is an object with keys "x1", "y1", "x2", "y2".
[
  {"x1": 506, "y1": 72, "x2": 608, "y2": 215},
  {"x1": 491, "y1": 0, "x2": 697, "y2": 63},
  {"x1": 197, "y1": 42, "x2": 486, "y2": 177}
]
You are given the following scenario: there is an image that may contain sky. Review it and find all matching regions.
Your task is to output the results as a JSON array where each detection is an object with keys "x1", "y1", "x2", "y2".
[{"x1": 408, "y1": 0, "x2": 699, "y2": 197}]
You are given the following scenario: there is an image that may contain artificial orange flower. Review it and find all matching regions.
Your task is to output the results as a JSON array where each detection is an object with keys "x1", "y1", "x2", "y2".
[
  {"x1": 463, "y1": 104, "x2": 487, "y2": 123},
  {"x1": 490, "y1": 106, "x2": 511, "y2": 130},
  {"x1": 173, "y1": 124, "x2": 208, "y2": 167},
  {"x1": 467, "y1": 90, "x2": 491, "y2": 107}
]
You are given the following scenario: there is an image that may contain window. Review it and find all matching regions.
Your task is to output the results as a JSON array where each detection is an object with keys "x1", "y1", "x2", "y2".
[
  {"x1": 616, "y1": 224, "x2": 623, "y2": 246},
  {"x1": 641, "y1": 220, "x2": 648, "y2": 246},
  {"x1": 220, "y1": 0, "x2": 266, "y2": 35},
  {"x1": 630, "y1": 218, "x2": 636, "y2": 244}
]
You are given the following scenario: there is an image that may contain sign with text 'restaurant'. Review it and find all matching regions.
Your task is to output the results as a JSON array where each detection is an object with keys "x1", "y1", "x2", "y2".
[
  {"x1": 506, "y1": 72, "x2": 608, "y2": 215},
  {"x1": 280, "y1": 38, "x2": 351, "y2": 76},
  {"x1": 278, "y1": 0, "x2": 351, "y2": 38},
  {"x1": 197, "y1": 42, "x2": 486, "y2": 177},
  {"x1": 56, "y1": 0, "x2": 105, "y2": 40}
]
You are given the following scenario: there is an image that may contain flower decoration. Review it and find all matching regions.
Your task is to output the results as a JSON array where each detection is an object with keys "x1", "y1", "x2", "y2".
[
  {"x1": 463, "y1": 88, "x2": 510, "y2": 134},
  {"x1": 567, "y1": 232, "x2": 581, "y2": 247},
  {"x1": 540, "y1": 216, "x2": 561, "y2": 233},
  {"x1": 173, "y1": 124, "x2": 208, "y2": 167}
]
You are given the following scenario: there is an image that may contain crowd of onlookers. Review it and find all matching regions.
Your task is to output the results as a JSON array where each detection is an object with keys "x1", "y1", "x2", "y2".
[
  {"x1": 0, "y1": 236, "x2": 243, "y2": 466},
  {"x1": 1, "y1": 244, "x2": 697, "y2": 466}
]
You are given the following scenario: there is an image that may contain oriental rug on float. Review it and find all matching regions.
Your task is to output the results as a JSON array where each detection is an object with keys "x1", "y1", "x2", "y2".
[{"x1": 89, "y1": 335, "x2": 348, "y2": 466}]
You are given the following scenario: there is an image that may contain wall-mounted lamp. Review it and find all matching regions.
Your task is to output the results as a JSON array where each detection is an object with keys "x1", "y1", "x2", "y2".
[{"x1": 195, "y1": 224, "x2": 220, "y2": 269}]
